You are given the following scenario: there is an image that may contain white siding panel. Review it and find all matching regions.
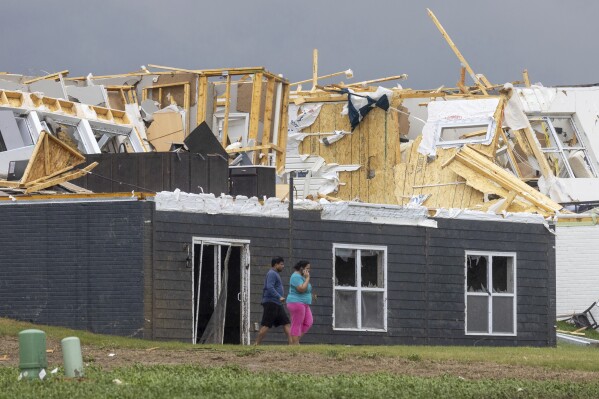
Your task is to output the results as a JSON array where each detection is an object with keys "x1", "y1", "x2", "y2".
[{"x1": 556, "y1": 225, "x2": 599, "y2": 316}]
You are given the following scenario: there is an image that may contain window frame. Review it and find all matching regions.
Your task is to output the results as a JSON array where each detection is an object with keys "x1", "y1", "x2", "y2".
[
  {"x1": 434, "y1": 117, "x2": 497, "y2": 147},
  {"x1": 464, "y1": 251, "x2": 517, "y2": 336},
  {"x1": 528, "y1": 115, "x2": 598, "y2": 178},
  {"x1": 332, "y1": 243, "x2": 388, "y2": 332}
]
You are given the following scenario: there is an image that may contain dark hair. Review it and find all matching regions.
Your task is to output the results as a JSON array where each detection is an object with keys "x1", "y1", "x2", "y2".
[
  {"x1": 294, "y1": 260, "x2": 310, "y2": 271},
  {"x1": 271, "y1": 257, "x2": 284, "y2": 267}
]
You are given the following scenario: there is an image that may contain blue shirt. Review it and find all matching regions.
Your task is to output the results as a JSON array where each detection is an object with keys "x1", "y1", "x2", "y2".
[
  {"x1": 287, "y1": 272, "x2": 312, "y2": 304},
  {"x1": 262, "y1": 269, "x2": 284, "y2": 305}
]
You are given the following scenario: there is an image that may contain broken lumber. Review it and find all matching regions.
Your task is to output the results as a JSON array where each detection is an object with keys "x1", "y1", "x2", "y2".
[
  {"x1": 426, "y1": 9, "x2": 488, "y2": 95},
  {"x1": 443, "y1": 146, "x2": 562, "y2": 214}
]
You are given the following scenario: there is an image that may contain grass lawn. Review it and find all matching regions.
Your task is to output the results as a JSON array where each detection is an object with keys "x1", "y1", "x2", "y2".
[{"x1": 2, "y1": 318, "x2": 599, "y2": 398}]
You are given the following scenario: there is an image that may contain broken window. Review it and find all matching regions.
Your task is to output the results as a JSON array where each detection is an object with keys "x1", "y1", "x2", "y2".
[
  {"x1": 529, "y1": 116, "x2": 597, "y2": 178},
  {"x1": 438, "y1": 121, "x2": 494, "y2": 146},
  {"x1": 466, "y1": 252, "x2": 516, "y2": 335},
  {"x1": 333, "y1": 245, "x2": 386, "y2": 331}
]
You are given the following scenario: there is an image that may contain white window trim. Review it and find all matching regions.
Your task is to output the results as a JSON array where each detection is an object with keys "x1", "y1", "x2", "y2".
[
  {"x1": 434, "y1": 117, "x2": 496, "y2": 147},
  {"x1": 464, "y1": 251, "x2": 517, "y2": 337},
  {"x1": 332, "y1": 243, "x2": 387, "y2": 332}
]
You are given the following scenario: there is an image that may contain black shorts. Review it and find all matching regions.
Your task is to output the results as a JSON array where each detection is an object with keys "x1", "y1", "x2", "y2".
[{"x1": 260, "y1": 302, "x2": 290, "y2": 328}]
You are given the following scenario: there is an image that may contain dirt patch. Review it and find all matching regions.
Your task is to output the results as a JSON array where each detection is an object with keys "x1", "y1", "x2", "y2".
[{"x1": 1, "y1": 336, "x2": 597, "y2": 382}]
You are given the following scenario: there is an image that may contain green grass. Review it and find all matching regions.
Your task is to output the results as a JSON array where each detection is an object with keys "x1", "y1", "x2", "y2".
[
  {"x1": 2, "y1": 365, "x2": 599, "y2": 399},
  {"x1": 4, "y1": 318, "x2": 599, "y2": 372},
  {"x1": 5, "y1": 318, "x2": 599, "y2": 397}
]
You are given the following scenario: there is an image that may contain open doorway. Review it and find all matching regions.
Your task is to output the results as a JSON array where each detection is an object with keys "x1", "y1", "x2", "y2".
[{"x1": 192, "y1": 238, "x2": 250, "y2": 345}]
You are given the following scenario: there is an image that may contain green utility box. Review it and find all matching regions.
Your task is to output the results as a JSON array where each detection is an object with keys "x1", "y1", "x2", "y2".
[
  {"x1": 61, "y1": 337, "x2": 84, "y2": 378},
  {"x1": 18, "y1": 329, "x2": 48, "y2": 380}
]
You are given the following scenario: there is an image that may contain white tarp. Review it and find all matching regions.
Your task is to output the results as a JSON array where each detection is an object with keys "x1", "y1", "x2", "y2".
[
  {"x1": 418, "y1": 98, "x2": 499, "y2": 157},
  {"x1": 515, "y1": 85, "x2": 557, "y2": 113}
]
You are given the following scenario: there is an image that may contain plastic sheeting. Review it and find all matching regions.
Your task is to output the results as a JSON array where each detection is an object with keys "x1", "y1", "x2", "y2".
[
  {"x1": 155, "y1": 191, "x2": 546, "y2": 227},
  {"x1": 515, "y1": 85, "x2": 557, "y2": 113},
  {"x1": 433, "y1": 208, "x2": 549, "y2": 226},
  {"x1": 321, "y1": 201, "x2": 437, "y2": 228},
  {"x1": 288, "y1": 103, "x2": 323, "y2": 133},
  {"x1": 503, "y1": 84, "x2": 531, "y2": 131},
  {"x1": 418, "y1": 98, "x2": 500, "y2": 157},
  {"x1": 198, "y1": 246, "x2": 231, "y2": 344}
]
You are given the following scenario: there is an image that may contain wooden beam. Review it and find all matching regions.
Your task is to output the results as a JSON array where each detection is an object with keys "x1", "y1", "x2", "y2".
[
  {"x1": 311, "y1": 49, "x2": 318, "y2": 92},
  {"x1": 196, "y1": 75, "x2": 208, "y2": 125},
  {"x1": 477, "y1": 74, "x2": 493, "y2": 88},
  {"x1": 183, "y1": 82, "x2": 190, "y2": 135},
  {"x1": 497, "y1": 190, "x2": 517, "y2": 213},
  {"x1": 24, "y1": 162, "x2": 98, "y2": 194},
  {"x1": 446, "y1": 146, "x2": 562, "y2": 213},
  {"x1": 222, "y1": 74, "x2": 232, "y2": 146},
  {"x1": 346, "y1": 74, "x2": 408, "y2": 88},
  {"x1": 521, "y1": 126, "x2": 553, "y2": 178},
  {"x1": 277, "y1": 83, "x2": 291, "y2": 174},
  {"x1": 24, "y1": 70, "x2": 69, "y2": 84},
  {"x1": 0, "y1": 180, "x2": 21, "y2": 188},
  {"x1": 499, "y1": 129, "x2": 522, "y2": 178},
  {"x1": 523, "y1": 69, "x2": 531, "y2": 87},
  {"x1": 399, "y1": 91, "x2": 447, "y2": 99},
  {"x1": 248, "y1": 72, "x2": 264, "y2": 162},
  {"x1": 291, "y1": 69, "x2": 352, "y2": 86},
  {"x1": 226, "y1": 143, "x2": 283, "y2": 154},
  {"x1": 260, "y1": 77, "x2": 276, "y2": 164},
  {"x1": 459, "y1": 66, "x2": 466, "y2": 87},
  {"x1": 426, "y1": 9, "x2": 488, "y2": 95}
]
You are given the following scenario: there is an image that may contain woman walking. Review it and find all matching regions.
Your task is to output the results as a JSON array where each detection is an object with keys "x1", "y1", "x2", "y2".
[{"x1": 286, "y1": 260, "x2": 313, "y2": 345}]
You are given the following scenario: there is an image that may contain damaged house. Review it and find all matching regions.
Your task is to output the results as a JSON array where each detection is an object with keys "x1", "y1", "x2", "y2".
[{"x1": 1, "y1": 9, "x2": 598, "y2": 344}]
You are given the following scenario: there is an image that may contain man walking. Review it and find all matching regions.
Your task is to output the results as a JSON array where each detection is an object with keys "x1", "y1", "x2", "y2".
[{"x1": 255, "y1": 257, "x2": 292, "y2": 345}]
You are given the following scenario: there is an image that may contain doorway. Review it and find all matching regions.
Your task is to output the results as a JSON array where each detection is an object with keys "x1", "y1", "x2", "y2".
[{"x1": 192, "y1": 238, "x2": 250, "y2": 345}]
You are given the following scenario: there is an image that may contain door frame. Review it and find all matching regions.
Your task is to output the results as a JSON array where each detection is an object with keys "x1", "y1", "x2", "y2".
[{"x1": 191, "y1": 237, "x2": 251, "y2": 345}]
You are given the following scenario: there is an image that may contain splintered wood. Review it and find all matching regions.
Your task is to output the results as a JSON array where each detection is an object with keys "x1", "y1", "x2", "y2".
[
  {"x1": 393, "y1": 137, "x2": 483, "y2": 209},
  {"x1": 0, "y1": 130, "x2": 98, "y2": 194}
]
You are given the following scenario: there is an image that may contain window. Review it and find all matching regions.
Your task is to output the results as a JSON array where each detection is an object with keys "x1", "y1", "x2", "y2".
[
  {"x1": 529, "y1": 116, "x2": 597, "y2": 178},
  {"x1": 437, "y1": 119, "x2": 496, "y2": 146},
  {"x1": 333, "y1": 244, "x2": 387, "y2": 331},
  {"x1": 465, "y1": 252, "x2": 516, "y2": 335}
]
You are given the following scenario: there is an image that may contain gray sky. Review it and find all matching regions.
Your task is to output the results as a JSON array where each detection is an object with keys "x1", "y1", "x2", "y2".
[{"x1": 3, "y1": 1, "x2": 599, "y2": 89}]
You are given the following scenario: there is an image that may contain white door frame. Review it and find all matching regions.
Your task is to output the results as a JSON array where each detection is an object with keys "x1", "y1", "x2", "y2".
[{"x1": 191, "y1": 237, "x2": 251, "y2": 345}]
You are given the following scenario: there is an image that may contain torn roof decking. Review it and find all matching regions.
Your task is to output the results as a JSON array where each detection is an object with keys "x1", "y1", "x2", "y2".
[{"x1": 286, "y1": 84, "x2": 567, "y2": 216}]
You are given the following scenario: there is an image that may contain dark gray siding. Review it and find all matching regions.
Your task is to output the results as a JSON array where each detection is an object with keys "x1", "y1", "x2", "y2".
[
  {"x1": 152, "y1": 210, "x2": 290, "y2": 341},
  {"x1": 154, "y1": 209, "x2": 556, "y2": 347},
  {"x1": 0, "y1": 199, "x2": 555, "y2": 346},
  {"x1": 0, "y1": 200, "x2": 151, "y2": 337}
]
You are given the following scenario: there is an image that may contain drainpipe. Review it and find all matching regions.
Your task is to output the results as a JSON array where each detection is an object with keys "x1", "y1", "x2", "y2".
[{"x1": 288, "y1": 171, "x2": 295, "y2": 264}]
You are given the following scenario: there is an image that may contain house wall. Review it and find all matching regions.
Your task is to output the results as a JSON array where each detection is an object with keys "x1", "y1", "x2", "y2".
[
  {"x1": 0, "y1": 198, "x2": 555, "y2": 346},
  {"x1": 555, "y1": 224, "x2": 599, "y2": 316},
  {"x1": 0, "y1": 200, "x2": 153, "y2": 337},
  {"x1": 153, "y1": 208, "x2": 556, "y2": 346}
]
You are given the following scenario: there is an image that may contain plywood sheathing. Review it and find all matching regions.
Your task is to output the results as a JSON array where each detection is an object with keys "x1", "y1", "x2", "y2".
[
  {"x1": 393, "y1": 137, "x2": 483, "y2": 209},
  {"x1": 298, "y1": 96, "x2": 403, "y2": 204},
  {"x1": 20, "y1": 131, "x2": 85, "y2": 185}
]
